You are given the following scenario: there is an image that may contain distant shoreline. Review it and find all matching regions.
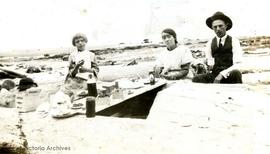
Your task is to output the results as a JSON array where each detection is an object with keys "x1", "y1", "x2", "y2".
[
  {"x1": 0, "y1": 43, "x2": 165, "y2": 58},
  {"x1": 1, "y1": 35, "x2": 269, "y2": 57}
]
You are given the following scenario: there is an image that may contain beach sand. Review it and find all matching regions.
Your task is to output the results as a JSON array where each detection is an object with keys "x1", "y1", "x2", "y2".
[{"x1": 1, "y1": 44, "x2": 270, "y2": 153}]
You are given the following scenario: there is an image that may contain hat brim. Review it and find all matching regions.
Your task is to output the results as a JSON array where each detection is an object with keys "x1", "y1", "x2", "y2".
[{"x1": 206, "y1": 14, "x2": 233, "y2": 31}]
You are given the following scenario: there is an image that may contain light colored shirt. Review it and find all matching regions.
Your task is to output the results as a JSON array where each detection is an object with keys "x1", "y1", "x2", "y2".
[
  {"x1": 155, "y1": 45, "x2": 193, "y2": 76},
  {"x1": 205, "y1": 34, "x2": 243, "y2": 78},
  {"x1": 68, "y1": 50, "x2": 96, "y2": 70}
]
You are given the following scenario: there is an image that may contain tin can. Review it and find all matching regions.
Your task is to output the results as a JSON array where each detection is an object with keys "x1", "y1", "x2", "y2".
[{"x1": 86, "y1": 97, "x2": 96, "y2": 117}]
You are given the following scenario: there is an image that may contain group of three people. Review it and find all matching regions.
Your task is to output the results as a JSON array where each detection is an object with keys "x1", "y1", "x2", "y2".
[{"x1": 68, "y1": 11, "x2": 243, "y2": 84}]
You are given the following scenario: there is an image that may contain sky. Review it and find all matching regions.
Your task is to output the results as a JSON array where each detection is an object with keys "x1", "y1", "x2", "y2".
[{"x1": 0, "y1": 0, "x2": 269, "y2": 53}]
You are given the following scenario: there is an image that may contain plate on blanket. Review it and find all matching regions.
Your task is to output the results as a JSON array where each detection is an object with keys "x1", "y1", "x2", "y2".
[{"x1": 50, "y1": 109, "x2": 84, "y2": 118}]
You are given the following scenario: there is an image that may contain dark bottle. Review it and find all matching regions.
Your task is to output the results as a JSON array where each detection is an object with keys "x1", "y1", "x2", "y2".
[
  {"x1": 87, "y1": 73, "x2": 97, "y2": 97},
  {"x1": 149, "y1": 71, "x2": 155, "y2": 85},
  {"x1": 86, "y1": 97, "x2": 95, "y2": 117}
]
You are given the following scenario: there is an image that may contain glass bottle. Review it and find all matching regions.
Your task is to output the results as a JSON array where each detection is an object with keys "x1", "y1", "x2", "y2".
[{"x1": 87, "y1": 73, "x2": 97, "y2": 97}]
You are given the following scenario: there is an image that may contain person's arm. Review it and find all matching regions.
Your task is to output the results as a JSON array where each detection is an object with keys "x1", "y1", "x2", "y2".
[
  {"x1": 162, "y1": 63, "x2": 190, "y2": 80},
  {"x1": 69, "y1": 60, "x2": 84, "y2": 78},
  {"x1": 219, "y1": 37, "x2": 242, "y2": 78},
  {"x1": 67, "y1": 53, "x2": 77, "y2": 78},
  {"x1": 162, "y1": 47, "x2": 193, "y2": 80},
  {"x1": 91, "y1": 55, "x2": 99, "y2": 77},
  {"x1": 153, "y1": 53, "x2": 164, "y2": 77},
  {"x1": 205, "y1": 40, "x2": 214, "y2": 71}
]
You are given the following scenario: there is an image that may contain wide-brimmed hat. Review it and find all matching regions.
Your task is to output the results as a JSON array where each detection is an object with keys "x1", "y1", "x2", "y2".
[
  {"x1": 206, "y1": 12, "x2": 233, "y2": 30},
  {"x1": 17, "y1": 77, "x2": 38, "y2": 91}
]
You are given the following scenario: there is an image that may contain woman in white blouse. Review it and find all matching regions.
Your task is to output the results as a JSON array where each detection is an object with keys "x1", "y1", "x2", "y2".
[{"x1": 154, "y1": 28, "x2": 194, "y2": 80}]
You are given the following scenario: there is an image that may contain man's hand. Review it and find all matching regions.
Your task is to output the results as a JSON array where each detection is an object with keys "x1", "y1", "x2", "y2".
[
  {"x1": 207, "y1": 65, "x2": 213, "y2": 72},
  {"x1": 214, "y1": 73, "x2": 223, "y2": 83}
]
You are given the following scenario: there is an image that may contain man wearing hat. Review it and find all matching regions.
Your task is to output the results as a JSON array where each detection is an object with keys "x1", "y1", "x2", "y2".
[
  {"x1": 192, "y1": 12, "x2": 243, "y2": 83},
  {"x1": 154, "y1": 28, "x2": 194, "y2": 80}
]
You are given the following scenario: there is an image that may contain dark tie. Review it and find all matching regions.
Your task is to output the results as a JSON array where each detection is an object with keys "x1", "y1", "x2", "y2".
[{"x1": 219, "y1": 38, "x2": 222, "y2": 48}]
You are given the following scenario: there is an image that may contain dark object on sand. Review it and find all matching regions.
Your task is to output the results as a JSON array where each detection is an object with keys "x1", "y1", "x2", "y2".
[
  {"x1": 17, "y1": 77, "x2": 38, "y2": 91},
  {"x1": 44, "y1": 53, "x2": 50, "y2": 57},
  {"x1": 0, "y1": 67, "x2": 27, "y2": 79},
  {"x1": 1, "y1": 79, "x2": 16, "y2": 91},
  {"x1": 40, "y1": 65, "x2": 53, "y2": 71},
  {"x1": 126, "y1": 59, "x2": 138, "y2": 66},
  {"x1": 62, "y1": 55, "x2": 69, "y2": 61},
  {"x1": 86, "y1": 97, "x2": 96, "y2": 117},
  {"x1": 26, "y1": 66, "x2": 41, "y2": 73},
  {"x1": 191, "y1": 63, "x2": 208, "y2": 75},
  {"x1": 0, "y1": 71, "x2": 9, "y2": 79},
  {"x1": 103, "y1": 60, "x2": 116, "y2": 65}
]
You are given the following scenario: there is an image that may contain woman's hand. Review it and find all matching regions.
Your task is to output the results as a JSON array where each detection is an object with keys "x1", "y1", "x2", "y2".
[
  {"x1": 153, "y1": 66, "x2": 163, "y2": 77},
  {"x1": 214, "y1": 73, "x2": 223, "y2": 83},
  {"x1": 77, "y1": 60, "x2": 84, "y2": 67}
]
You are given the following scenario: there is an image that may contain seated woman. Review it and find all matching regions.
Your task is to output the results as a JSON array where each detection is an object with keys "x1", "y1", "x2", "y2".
[
  {"x1": 154, "y1": 28, "x2": 194, "y2": 80},
  {"x1": 66, "y1": 33, "x2": 99, "y2": 81}
]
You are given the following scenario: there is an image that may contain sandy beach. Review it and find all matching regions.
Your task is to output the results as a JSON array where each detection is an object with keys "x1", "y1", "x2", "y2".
[
  {"x1": 1, "y1": 40, "x2": 270, "y2": 153},
  {"x1": 1, "y1": 0, "x2": 270, "y2": 152}
]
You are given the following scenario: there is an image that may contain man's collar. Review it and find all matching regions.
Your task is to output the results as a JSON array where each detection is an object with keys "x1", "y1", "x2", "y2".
[
  {"x1": 216, "y1": 34, "x2": 227, "y2": 40},
  {"x1": 216, "y1": 34, "x2": 227, "y2": 44}
]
